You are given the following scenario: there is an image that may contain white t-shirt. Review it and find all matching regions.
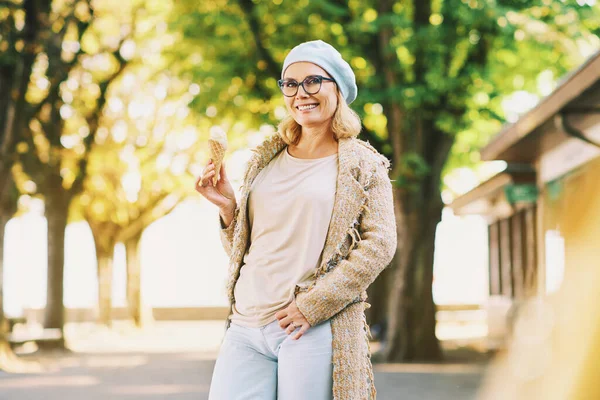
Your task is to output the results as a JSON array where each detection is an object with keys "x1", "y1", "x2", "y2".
[{"x1": 230, "y1": 146, "x2": 338, "y2": 327}]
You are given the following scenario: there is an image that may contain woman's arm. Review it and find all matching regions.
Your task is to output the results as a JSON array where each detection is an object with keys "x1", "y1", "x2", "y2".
[
  {"x1": 217, "y1": 153, "x2": 257, "y2": 258},
  {"x1": 218, "y1": 206, "x2": 238, "y2": 257},
  {"x1": 295, "y1": 161, "x2": 397, "y2": 326}
]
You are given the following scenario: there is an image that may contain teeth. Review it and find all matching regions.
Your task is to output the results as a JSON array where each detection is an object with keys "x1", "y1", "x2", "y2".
[{"x1": 298, "y1": 104, "x2": 318, "y2": 111}]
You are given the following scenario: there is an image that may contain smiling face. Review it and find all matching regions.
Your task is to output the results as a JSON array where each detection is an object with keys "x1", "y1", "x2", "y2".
[{"x1": 282, "y1": 62, "x2": 339, "y2": 130}]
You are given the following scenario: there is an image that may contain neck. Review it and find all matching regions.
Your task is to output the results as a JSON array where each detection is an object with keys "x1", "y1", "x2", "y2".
[{"x1": 288, "y1": 125, "x2": 338, "y2": 159}]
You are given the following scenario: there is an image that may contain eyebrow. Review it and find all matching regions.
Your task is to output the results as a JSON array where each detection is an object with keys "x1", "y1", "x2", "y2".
[{"x1": 282, "y1": 74, "x2": 319, "y2": 81}]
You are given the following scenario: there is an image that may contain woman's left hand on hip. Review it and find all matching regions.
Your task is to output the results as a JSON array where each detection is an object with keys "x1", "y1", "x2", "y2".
[{"x1": 275, "y1": 299, "x2": 311, "y2": 340}]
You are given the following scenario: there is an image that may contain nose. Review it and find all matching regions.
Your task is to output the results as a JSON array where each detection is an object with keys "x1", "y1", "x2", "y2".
[{"x1": 296, "y1": 83, "x2": 310, "y2": 99}]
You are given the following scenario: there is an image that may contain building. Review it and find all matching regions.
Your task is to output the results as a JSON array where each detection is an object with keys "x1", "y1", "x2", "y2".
[{"x1": 451, "y1": 51, "x2": 600, "y2": 348}]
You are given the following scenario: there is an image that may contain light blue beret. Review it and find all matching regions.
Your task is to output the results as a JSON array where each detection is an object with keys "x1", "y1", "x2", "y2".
[{"x1": 282, "y1": 40, "x2": 358, "y2": 105}]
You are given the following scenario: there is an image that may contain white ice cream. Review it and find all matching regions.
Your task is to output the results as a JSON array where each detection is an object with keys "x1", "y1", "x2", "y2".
[{"x1": 209, "y1": 126, "x2": 228, "y2": 148}]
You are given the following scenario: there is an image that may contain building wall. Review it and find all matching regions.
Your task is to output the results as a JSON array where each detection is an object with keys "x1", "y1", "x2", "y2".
[
  {"x1": 485, "y1": 152, "x2": 600, "y2": 347},
  {"x1": 540, "y1": 154, "x2": 600, "y2": 294}
]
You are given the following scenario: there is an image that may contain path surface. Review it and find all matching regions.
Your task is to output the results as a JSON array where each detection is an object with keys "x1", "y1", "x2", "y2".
[{"x1": 0, "y1": 321, "x2": 485, "y2": 400}]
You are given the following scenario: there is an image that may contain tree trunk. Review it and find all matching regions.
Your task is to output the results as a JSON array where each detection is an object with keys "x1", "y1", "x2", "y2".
[
  {"x1": 0, "y1": 176, "x2": 21, "y2": 370},
  {"x1": 0, "y1": 177, "x2": 17, "y2": 331},
  {"x1": 43, "y1": 185, "x2": 69, "y2": 348},
  {"x1": 0, "y1": 207, "x2": 11, "y2": 358},
  {"x1": 0, "y1": 211, "x2": 7, "y2": 332},
  {"x1": 96, "y1": 251, "x2": 114, "y2": 327},
  {"x1": 88, "y1": 222, "x2": 118, "y2": 327},
  {"x1": 384, "y1": 179, "x2": 445, "y2": 361},
  {"x1": 125, "y1": 232, "x2": 148, "y2": 327},
  {"x1": 0, "y1": 208, "x2": 20, "y2": 371},
  {"x1": 366, "y1": 261, "x2": 394, "y2": 340},
  {"x1": 383, "y1": 115, "x2": 454, "y2": 361},
  {"x1": 0, "y1": 187, "x2": 42, "y2": 372}
]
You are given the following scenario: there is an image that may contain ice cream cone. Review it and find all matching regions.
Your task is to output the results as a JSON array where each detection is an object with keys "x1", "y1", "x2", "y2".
[
  {"x1": 208, "y1": 126, "x2": 228, "y2": 186},
  {"x1": 209, "y1": 139, "x2": 225, "y2": 186}
]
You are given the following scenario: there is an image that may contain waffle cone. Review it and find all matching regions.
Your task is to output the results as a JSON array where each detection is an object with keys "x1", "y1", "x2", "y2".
[{"x1": 209, "y1": 139, "x2": 225, "y2": 185}]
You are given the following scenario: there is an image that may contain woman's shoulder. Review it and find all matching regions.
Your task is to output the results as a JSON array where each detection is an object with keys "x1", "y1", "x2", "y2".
[
  {"x1": 250, "y1": 134, "x2": 287, "y2": 158},
  {"x1": 348, "y1": 137, "x2": 391, "y2": 171}
]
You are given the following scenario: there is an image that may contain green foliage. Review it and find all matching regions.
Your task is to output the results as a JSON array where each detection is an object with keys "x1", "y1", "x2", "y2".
[
  {"x1": 392, "y1": 152, "x2": 431, "y2": 191},
  {"x1": 169, "y1": 0, "x2": 599, "y2": 194},
  {"x1": 0, "y1": 0, "x2": 137, "y2": 198},
  {"x1": 76, "y1": 69, "x2": 203, "y2": 240},
  {"x1": 1, "y1": 0, "x2": 202, "y2": 270},
  {"x1": 164, "y1": 0, "x2": 600, "y2": 362}
]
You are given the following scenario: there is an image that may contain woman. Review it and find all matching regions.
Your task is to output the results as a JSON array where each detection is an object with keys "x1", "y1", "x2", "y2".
[{"x1": 196, "y1": 40, "x2": 397, "y2": 400}]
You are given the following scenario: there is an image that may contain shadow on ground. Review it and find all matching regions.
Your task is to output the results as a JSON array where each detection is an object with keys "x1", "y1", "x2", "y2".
[
  {"x1": 0, "y1": 352, "x2": 214, "y2": 400},
  {"x1": 0, "y1": 321, "x2": 487, "y2": 400},
  {"x1": 0, "y1": 351, "x2": 485, "y2": 400}
]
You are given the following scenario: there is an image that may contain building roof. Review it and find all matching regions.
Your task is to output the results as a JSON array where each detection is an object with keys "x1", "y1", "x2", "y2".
[
  {"x1": 482, "y1": 51, "x2": 600, "y2": 162},
  {"x1": 451, "y1": 165, "x2": 536, "y2": 218}
]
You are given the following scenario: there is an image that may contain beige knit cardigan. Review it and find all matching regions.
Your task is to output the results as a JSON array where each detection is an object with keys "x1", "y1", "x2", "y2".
[{"x1": 218, "y1": 133, "x2": 397, "y2": 399}]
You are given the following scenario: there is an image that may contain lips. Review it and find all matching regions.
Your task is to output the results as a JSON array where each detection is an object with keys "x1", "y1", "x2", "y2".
[{"x1": 296, "y1": 103, "x2": 319, "y2": 111}]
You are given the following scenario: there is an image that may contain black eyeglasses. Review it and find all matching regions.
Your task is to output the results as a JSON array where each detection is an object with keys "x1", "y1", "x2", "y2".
[{"x1": 277, "y1": 75, "x2": 336, "y2": 97}]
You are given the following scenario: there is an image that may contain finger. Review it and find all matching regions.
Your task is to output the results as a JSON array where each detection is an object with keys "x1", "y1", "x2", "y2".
[
  {"x1": 285, "y1": 324, "x2": 296, "y2": 335},
  {"x1": 278, "y1": 316, "x2": 292, "y2": 329},
  {"x1": 293, "y1": 324, "x2": 309, "y2": 340},
  {"x1": 196, "y1": 176, "x2": 206, "y2": 190},
  {"x1": 197, "y1": 172, "x2": 215, "y2": 189},
  {"x1": 196, "y1": 169, "x2": 216, "y2": 188},
  {"x1": 274, "y1": 310, "x2": 287, "y2": 320},
  {"x1": 219, "y1": 160, "x2": 228, "y2": 181},
  {"x1": 204, "y1": 163, "x2": 215, "y2": 174},
  {"x1": 205, "y1": 170, "x2": 216, "y2": 185}
]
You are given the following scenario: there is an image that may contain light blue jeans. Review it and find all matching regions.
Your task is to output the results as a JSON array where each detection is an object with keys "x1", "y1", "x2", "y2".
[{"x1": 208, "y1": 319, "x2": 333, "y2": 400}]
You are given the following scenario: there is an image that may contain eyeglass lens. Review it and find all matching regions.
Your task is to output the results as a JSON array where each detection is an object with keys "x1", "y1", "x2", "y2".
[{"x1": 280, "y1": 76, "x2": 322, "y2": 96}]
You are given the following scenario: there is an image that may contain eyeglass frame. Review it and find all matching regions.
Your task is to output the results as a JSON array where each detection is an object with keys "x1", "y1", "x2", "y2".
[{"x1": 277, "y1": 75, "x2": 337, "y2": 97}]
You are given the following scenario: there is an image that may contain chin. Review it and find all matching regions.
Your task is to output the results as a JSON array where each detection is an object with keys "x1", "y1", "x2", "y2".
[{"x1": 294, "y1": 114, "x2": 327, "y2": 127}]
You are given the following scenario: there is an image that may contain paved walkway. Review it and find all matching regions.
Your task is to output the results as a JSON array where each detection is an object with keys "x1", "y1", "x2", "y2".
[{"x1": 0, "y1": 321, "x2": 485, "y2": 400}]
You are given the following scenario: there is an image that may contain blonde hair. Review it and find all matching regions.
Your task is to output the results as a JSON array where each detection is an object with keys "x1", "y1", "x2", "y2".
[{"x1": 277, "y1": 90, "x2": 362, "y2": 145}]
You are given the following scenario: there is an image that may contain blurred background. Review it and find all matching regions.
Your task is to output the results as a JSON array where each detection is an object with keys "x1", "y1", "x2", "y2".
[{"x1": 1, "y1": 0, "x2": 599, "y2": 399}]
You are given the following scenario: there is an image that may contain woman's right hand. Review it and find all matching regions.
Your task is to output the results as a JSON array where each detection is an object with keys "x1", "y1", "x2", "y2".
[{"x1": 195, "y1": 159, "x2": 237, "y2": 221}]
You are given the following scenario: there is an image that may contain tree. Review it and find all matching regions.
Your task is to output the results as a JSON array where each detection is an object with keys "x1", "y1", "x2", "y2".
[
  {"x1": 0, "y1": 0, "x2": 47, "y2": 365},
  {"x1": 78, "y1": 71, "x2": 202, "y2": 326},
  {"x1": 0, "y1": 0, "x2": 143, "y2": 344},
  {"x1": 0, "y1": 178, "x2": 19, "y2": 369},
  {"x1": 170, "y1": 0, "x2": 599, "y2": 361},
  {"x1": 23, "y1": 0, "x2": 134, "y2": 337}
]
